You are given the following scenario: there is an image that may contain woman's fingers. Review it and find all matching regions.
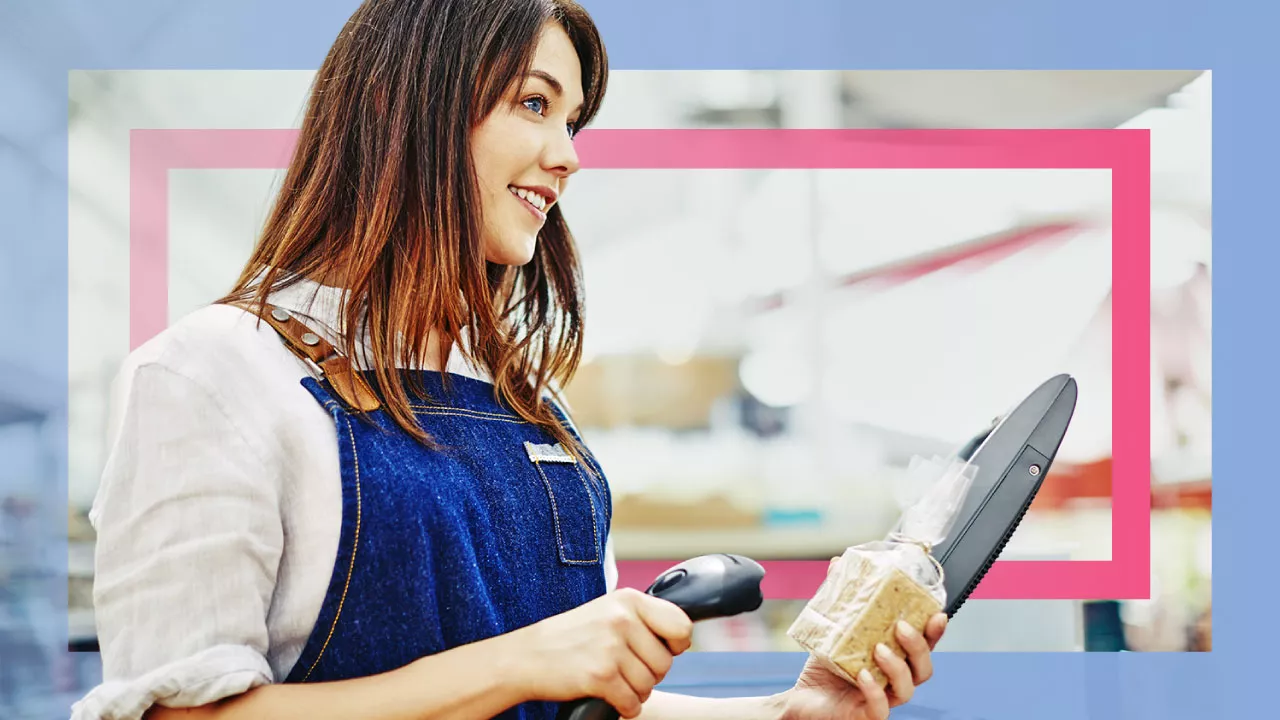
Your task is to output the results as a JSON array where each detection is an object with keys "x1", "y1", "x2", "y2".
[
  {"x1": 626, "y1": 612, "x2": 677, "y2": 683},
  {"x1": 924, "y1": 612, "x2": 948, "y2": 650},
  {"x1": 616, "y1": 651, "x2": 658, "y2": 705},
  {"x1": 895, "y1": 620, "x2": 934, "y2": 685},
  {"x1": 631, "y1": 593, "x2": 694, "y2": 655},
  {"x1": 603, "y1": 674, "x2": 643, "y2": 719},
  {"x1": 874, "y1": 643, "x2": 916, "y2": 706},
  {"x1": 856, "y1": 669, "x2": 891, "y2": 720}
]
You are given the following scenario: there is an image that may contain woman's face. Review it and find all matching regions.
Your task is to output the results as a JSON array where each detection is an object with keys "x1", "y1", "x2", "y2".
[{"x1": 472, "y1": 21, "x2": 584, "y2": 266}]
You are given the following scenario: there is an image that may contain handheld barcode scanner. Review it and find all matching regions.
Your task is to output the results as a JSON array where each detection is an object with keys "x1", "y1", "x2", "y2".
[
  {"x1": 555, "y1": 554, "x2": 766, "y2": 720},
  {"x1": 931, "y1": 373, "x2": 1078, "y2": 617}
]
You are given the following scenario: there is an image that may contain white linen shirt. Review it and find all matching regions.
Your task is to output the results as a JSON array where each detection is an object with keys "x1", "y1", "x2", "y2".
[{"x1": 71, "y1": 278, "x2": 617, "y2": 720}]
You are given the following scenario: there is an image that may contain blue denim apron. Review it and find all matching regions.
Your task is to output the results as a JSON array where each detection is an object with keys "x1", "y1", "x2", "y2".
[{"x1": 282, "y1": 369, "x2": 612, "y2": 720}]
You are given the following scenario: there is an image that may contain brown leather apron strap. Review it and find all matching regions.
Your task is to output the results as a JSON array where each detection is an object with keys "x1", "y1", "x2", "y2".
[{"x1": 229, "y1": 301, "x2": 383, "y2": 412}]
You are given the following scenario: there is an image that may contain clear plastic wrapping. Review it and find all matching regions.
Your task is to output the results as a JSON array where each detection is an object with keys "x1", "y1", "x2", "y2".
[{"x1": 787, "y1": 455, "x2": 978, "y2": 686}]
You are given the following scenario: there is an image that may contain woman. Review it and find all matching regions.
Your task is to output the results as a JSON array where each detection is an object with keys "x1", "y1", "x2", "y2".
[{"x1": 73, "y1": 1, "x2": 947, "y2": 719}]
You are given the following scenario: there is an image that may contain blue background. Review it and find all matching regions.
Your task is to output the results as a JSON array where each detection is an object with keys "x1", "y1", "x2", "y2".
[{"x1": 0, "y1": 1, "x2": 1268, "y2": 718}]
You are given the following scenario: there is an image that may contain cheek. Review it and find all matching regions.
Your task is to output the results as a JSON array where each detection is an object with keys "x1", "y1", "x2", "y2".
[
  {"x1": 472, "y1": 122, "x2": 506, "y2": 179},
  {"x1": 490, "y1": 127, "x2": 545, "y2": 177},
  {"x1": 473, "y1": 146, "x2": 502, "y2": 189},
  {"x1": 473, "y1": 149, "x2": 511, "y2": 220}
]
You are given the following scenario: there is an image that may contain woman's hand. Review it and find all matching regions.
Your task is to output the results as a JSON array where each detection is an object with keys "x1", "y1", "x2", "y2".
[
  {"x1": 781, "y1": 614, "x2": 947, "y2": 720},
  {"x1": 505, "y1": 588, "x2": 694, "y2": 718},
  {"x1": 777, "y1": 556, "x2": 947, "y2": 720}
]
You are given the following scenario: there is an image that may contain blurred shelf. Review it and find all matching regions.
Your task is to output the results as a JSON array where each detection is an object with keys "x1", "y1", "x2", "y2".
[
  {"x1": 613, "y1": 525, "x2": 879, "y2": 560},
  {"x1": 69, "y1": 540, "x2": 95, "y2": 577},
  {"x1": 70, "y1": 608, "x2": 97, "y2": 643},
  {"x1": 1152, "y1": 479, "x2": 1211, "y2": 511},
  {"x1": 1031, "y1": 456, "x2": 1211, "y2": 512}
]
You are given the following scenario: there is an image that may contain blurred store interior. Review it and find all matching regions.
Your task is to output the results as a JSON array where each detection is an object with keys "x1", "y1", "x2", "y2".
[{"x1": 2, "y1": 69, "x2": 1213, "y2": 707}]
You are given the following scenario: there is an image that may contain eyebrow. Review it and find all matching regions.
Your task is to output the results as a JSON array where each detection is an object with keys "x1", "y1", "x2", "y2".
[
  {"x1": 527, "y1": 69, "x2": 563, "y2": 96},
  {"x1": 527, "y1": 69, "x2": 583, "y2": 113}
]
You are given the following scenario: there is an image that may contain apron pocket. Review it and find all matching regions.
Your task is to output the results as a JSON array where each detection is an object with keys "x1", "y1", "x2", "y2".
[{"x1": 525, "y1": 441, "x2": 603, "y2": 566}]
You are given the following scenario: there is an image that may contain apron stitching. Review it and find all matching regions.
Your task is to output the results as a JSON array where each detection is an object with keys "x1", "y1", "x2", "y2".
[
  {"x1": 414, "y1": 408, "x2": 528, "y2": 424},
  {"x1": 302, "y1": 414, "x2": 363, "y2": 681},
  {"x1": 531, "y1": 460, "x2": 565, "y2": 562},
  {"x1": 408, "y1": 405, "x2": 579, "y2": 429},
  {"x1": 532, "y1": 460, "x2": 599, "y2": 566},
  {"x1": 573, "y1": 463, "x2": 603, "y2": 561},
  {"x1": 407, "y1": 405, "x2": 520, "y2": 419}
]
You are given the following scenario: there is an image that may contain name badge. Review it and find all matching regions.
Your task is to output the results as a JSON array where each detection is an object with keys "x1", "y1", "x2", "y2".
[{"x1": 524, "y1": 441, "x2": 575, "y2": 464}]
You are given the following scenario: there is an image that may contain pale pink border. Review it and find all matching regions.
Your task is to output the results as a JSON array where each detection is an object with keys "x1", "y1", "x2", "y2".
[{"x1": 129, "y1": 128, "x2": 1151, "y2": 601}]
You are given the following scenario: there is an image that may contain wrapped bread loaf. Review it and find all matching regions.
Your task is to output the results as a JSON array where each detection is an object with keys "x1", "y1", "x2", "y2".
[
  {"x1": 788, "y1": 544, "x2": 943, "y2": 686},
  {"x1": 788, "y1": 455, "x2": 977, "y2": 687}
]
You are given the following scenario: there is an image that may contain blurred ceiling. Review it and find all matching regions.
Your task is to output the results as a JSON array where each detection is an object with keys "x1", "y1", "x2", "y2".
[
  {"x1": 661, "y1": 70, "x2": 1204, "y2": 130},
  {"x1": 836, "y1": 70, "x2": 1204, "y2": 129}
]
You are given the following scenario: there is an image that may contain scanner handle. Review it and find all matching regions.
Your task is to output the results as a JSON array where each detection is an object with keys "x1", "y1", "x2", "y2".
[{"x1": 555, "y1": 555, "x2": 765, "y2": 720}]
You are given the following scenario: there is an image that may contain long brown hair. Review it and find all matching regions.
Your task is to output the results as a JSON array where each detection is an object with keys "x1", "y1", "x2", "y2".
[{"x1": 217, "y1": 0, "x2": 608, "y2": 461}]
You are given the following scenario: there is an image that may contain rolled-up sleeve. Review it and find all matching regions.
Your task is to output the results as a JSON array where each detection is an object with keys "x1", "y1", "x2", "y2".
[{"x1": 72, "y1": 362, "x2": 284, "y2": 720}]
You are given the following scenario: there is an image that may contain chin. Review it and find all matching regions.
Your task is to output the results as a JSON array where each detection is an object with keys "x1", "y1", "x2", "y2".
[{"x1": 486, "y1": 235, "x2": 538, "y2": 266}]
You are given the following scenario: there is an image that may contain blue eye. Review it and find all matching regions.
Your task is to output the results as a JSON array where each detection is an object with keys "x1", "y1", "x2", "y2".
[{"x1": 523, "y1": 94, "x2": 579, "y2": 139}]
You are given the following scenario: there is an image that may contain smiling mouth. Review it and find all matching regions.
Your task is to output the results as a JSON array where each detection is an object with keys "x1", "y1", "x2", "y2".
[{"x1": 508, "y1": 185, "x2": 552, "y2": 219}]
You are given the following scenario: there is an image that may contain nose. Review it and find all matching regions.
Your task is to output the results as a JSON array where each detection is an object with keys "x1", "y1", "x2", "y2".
[{"x1": 542, "y1": 127, "x2": 581, "y2": 179}]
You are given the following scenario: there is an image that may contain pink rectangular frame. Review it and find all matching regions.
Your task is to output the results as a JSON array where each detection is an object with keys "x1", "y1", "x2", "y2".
[{"x1": 129, "y1": 127, "x2": 1151, "y2": 601}]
